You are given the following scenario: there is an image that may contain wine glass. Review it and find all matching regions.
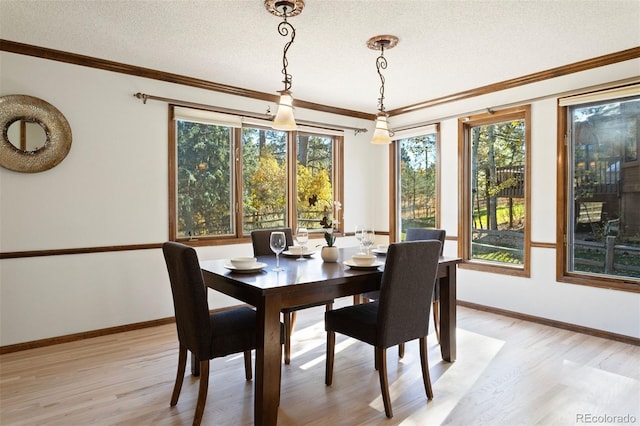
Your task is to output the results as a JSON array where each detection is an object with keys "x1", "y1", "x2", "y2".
[
  {"x1": 269, "y1": 231, "x2": 286, "y2": 271},
  {"x1": 361, "y1": 227, "x2": 375, "y2": 255},
  {"x1": 295, "y1": 226, "x2": 308, "y2": 261},
  {"x1": 355, "y1": 224, "x2": 366, "y2": 254}
]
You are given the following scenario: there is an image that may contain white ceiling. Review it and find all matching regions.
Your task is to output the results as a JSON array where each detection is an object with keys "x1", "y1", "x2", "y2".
[{"x1": 1, "y1": 0, "x2": 639, "y2": 114}]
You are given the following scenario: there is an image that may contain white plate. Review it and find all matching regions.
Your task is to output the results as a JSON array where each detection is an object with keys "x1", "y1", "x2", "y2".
[
  {"x1": 371, "y1": 248, "x2": 387, "y2": 255},
  {"x1": 343, "y1": 259, "x2": 384, "y2": 270},
  {"x1": 282, "y1": 250, "x2": 316, "y2": 257},
  {"x1": 223, "y1": 262, "x2": 268, "y2": 273}
]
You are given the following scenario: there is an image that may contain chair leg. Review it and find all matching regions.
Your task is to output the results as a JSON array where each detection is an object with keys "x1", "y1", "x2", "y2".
[
  {"x1": 419, "y1": 337, "x2": 434, "y2": 400},
  {"x1": 433, "y1": 301, "x2": 440, "y2": 344},
  {"x1": 170, "y1": 344, "x2": 187, "y2": 406},
  {"x1": 377, "y1": 347, "x2": 393, "y2": 418},
  {"x1": 325, "y1": 331, "x2": 335, "y2": 385},
  {"x1": 374, "y1": 347, "x2": 379, "y2": 370},
  {"x1": 243, "y1": 350, "x2": 252, "y2": 381},
  {"x1": 398, "y1": 342, "x2": 405, "y2": 359},
  {"x1": 284, "y1": 312, "x2": 293, "y2": 364},
  {"x1": 193, "y1": 359, "x2": 209, "y2": 426},
  {"x1": 191, "y1": 351, "x2": 200, "y2": 376}
]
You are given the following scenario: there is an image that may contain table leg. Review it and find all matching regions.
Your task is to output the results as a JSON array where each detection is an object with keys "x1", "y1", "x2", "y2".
[
  {"x1": 439, "y1": 264, "x2": 457, "y2": 362},
  {"x1": 254, "y1": 295, "x2": 283, "y2": 426}
]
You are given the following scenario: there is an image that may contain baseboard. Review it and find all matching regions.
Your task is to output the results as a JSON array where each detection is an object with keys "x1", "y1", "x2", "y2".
[
  {"x1": 0, "y1": 305, "x2": 247, "y2": 355},
  {"x1": 458, "y1": 301, "x2": 640, "y2": 346}
]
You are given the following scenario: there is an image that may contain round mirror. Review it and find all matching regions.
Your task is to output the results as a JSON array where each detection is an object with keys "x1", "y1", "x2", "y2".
[
  {"x1": 7, "y1": 119, "x2": 48, "y2": 152},
  {"x1": 0, "y1": 95, "x2": 72, "y2": 173}
]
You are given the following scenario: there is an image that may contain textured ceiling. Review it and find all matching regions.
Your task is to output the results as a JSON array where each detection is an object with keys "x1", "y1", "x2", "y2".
[{"x1": 1, "y1": 0, "x2": 639, "y2": 114}]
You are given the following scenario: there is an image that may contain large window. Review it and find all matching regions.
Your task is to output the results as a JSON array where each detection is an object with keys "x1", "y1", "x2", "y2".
[
  {"x1": 169, "y1": 106, "x2": 343, "y2": 243},
  {"x1": 558, "y1": 87, "x2": 640, "y2": 290},
  {"x1": 459, "y1": 106, "x2": 531, "y2": 276},
  {"x1": 241, "y1": 128, "x2": 288, "y2": 233},
  {"x1": 393, "y1": 126, "x2": 440, "y2": 241},
  {"x1": 296, "y1": 134, "x2": 336, "y2": 231}
]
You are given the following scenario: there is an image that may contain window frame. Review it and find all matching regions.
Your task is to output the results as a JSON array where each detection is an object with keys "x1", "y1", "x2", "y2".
[
  {"x1": 389, "y1": 124, "x2": 441, "y2": 243},
  {"x1": 458, "y1": 105, "x2": 532, "y2": 277},
  {"x1": 168, "y1": 105, "x2": 344, "y2": 245},
  {"x1": 556, "y1": 90, "x2": 640, "y2": 292}
]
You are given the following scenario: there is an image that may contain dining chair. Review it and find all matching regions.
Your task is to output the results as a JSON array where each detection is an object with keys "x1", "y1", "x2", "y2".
[
  {"x1": 162, "y1": 241, "x2": 259, "y2": 426},
  {"x1": 324, "y1": 240, "x2": 441, "y2": 418},
  {"x1": 364, "y1": 228, "x2": 445, "y2": 356},
  {"x1": 250, "y1": 227, "x2": 334, "y2": 365},
  {"x1": 404, "y1": 228, "x2": 446, "y2": 347}
]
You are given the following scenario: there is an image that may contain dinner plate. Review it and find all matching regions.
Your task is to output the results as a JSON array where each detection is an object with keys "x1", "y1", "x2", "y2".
[
  {"x1": 371, "y1": 248, "x2": 387, "y2": 255},
  {"x1": 223, "y1": 262, "x2": 268, "y2": 273},
  {"x1": 282, "y1": 250, "x2": 316, "y2": 258},
  {"x1": 343, "y1": 259, "x2": 384, "y2": 270}
]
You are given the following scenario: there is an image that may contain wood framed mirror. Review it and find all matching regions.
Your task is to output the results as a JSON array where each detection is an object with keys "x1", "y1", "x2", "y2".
[{"x1": 0, "y1": 94, "x2": 72, "y2": 173}]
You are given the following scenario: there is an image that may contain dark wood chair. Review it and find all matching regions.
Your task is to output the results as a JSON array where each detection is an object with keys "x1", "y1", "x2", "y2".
[
  {"x1": 324, "y1": 240, "x2": 441, "y2": 418},
  {"x1": 250, "y1": 228, "x2": 334, "y2": 365},
  {"x1": 162, "y1": 241, "x2": 258, "y2": 426}
]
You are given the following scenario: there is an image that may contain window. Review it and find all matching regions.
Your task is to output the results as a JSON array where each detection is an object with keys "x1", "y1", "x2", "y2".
[
  {"x1": 558, "y1": 87, "x2": 640, "y2": 290},
  {"x1": 296, "y1": 133, "x2": 337, "y2": 231},
  {"x1": 169, "y1": 106, "x2": 343, "y2": 243},
  {"x1": 241, "y1": 127, "x2": 288, "y2": 233},
  {"x1": 172, "y1": 113, "x2": 236, "y2": 239},
  {"x1": 393, "y1": 125, "x2": 440, "y2": 241},
  {"x1": 459, "y1": 106, "x2": 531, "y2": 276}
]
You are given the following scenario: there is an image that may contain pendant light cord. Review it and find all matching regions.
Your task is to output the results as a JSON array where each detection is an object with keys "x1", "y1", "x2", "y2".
[
  {"x1": 278, "y1": 6, "x2": 295, "y2": 92},
  {"x1": 376, "y1": 43, "x2": 387, "y2": 113}
]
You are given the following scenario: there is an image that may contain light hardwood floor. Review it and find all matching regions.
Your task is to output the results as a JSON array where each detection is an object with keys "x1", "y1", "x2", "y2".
[{"x1": 1, "y1": 300, "x2": 638, "y2": 425}]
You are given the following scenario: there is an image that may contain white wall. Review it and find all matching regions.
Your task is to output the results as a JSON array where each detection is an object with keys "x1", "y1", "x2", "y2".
[{"x1": 1, "y1": 51, "x2": 638, "y2": 346}]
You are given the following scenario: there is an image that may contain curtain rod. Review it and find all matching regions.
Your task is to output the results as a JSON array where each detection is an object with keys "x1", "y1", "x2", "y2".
[{"x1": 133, "y1": 93, "x2": 368, "y2": 135}]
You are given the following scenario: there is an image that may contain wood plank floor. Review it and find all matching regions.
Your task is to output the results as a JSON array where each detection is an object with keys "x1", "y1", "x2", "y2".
[{"x1": 1, "y1": 300, "x2": 638, "y2": 425}]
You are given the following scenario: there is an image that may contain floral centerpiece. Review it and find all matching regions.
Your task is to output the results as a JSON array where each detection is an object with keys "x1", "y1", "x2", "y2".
[
  {"x1": 309, "y1": 196, "x2": 341, "y2": 261},
  {"x1": 319, "y1": 200, "x2": 341, "y2": 247}
]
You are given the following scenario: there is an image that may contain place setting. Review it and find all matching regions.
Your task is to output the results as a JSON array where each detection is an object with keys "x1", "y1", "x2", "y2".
[
  {"x1": 282, "y1": 246, "x2": 317, "y2": 258},
  {"x1": 223, "y1": 257, "x2": 268, "y2": 273},
  {"x1": 344, "y1": 226, "x2": 383, "y2": 269},
  {"x1": 343, "y1": 253, "x2": 384, "y2": 270}
]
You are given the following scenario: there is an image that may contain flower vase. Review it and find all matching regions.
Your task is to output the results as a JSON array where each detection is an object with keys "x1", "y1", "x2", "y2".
[{"x1": 321, "y1": 246, "x2": 339, "y2": 262}]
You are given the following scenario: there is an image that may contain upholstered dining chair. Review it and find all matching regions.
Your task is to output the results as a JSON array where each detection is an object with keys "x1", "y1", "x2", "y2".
[
  {"x1": 162, "y1": 241, "x2": 259, "y2": 426},
  {"x1": 405, "y1": 228, "x2": 446, "y2": 346},
  {"x1": 364, "y1": 227, "x2": 445, "y2": 356},
  {"x1": 324, "y1": 240, "x2": 442, "y2": 418},
  {"x1": 250, "y1": 228, "x2": 334, "y2": 365}
]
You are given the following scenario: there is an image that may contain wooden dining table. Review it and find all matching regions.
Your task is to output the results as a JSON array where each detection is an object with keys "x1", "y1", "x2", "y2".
[{"x1": 200, "y1": 246, "x2": 461, "y2": 426}]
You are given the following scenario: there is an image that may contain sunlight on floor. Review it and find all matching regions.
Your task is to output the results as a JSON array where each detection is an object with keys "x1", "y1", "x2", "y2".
[{"x1": 399, "y1": 328, "x2": 505, "y2": 425}]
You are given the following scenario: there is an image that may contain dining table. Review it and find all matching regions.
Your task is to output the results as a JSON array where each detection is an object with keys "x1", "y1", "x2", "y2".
[{"x1": 200, "y1": 246, "x2": 462, "y2": 426}]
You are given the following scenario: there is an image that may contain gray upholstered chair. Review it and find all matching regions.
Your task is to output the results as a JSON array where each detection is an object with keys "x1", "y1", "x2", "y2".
[
  {"x1": 162, "y1": 241, "x2": 258, "y2": 426},
  {"x1": 250, "y1": 228, "x2": 334, "y2": 365},
  {"x1": 324, "y1": 240, "x2": 441, "y2": 418},
  {"x1": 405, "y1": 228, "x2": 446, "y2": 346},
  {"x1": 365, "y1": 227, "x2": 445, "y2": 356}
]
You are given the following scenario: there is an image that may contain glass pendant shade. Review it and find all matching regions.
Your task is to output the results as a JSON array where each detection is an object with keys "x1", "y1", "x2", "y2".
[
  {"x1": 371, "y1": 113, "x2": 391, "y2": 144},
  {"x1": 273, "y1": 91, "x2": 297, "y2": 130}
]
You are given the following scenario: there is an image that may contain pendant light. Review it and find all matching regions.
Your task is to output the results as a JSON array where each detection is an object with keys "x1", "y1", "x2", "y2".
[
  {"x1": 367, "y1": 35, "x2": 398, "y2": 144},
  {"x1": 266, "y1": 0, "x2": 304, "y2": 130}
]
